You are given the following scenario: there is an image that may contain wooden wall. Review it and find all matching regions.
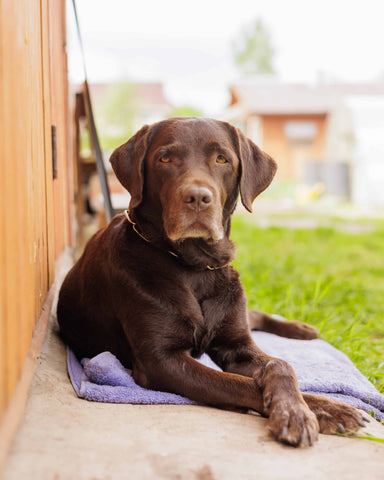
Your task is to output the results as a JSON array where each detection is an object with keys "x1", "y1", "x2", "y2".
[{"x1": 0, "y1": 0, "x2": 72, "y2": 418}]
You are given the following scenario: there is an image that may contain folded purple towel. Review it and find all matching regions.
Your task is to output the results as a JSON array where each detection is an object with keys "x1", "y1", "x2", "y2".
[{"x1": 67, "y1": 331, "x2": 384, "y2": 421}]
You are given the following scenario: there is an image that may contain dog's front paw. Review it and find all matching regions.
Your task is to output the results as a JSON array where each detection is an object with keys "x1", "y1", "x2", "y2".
[
  {"x1": 304, "y1": 394, "x2": 370, "y2": 434},
  {"x1": 267, "y1": 398, "x2": 319, "y2": 447}
]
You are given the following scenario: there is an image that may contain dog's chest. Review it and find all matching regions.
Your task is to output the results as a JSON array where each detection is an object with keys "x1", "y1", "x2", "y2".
[
  {"x1": 188, "y1": 272, "x2": 225, "y2": 358},
  {"x1": 190, "y1": 319, "x2": 215, "y2": 358}
]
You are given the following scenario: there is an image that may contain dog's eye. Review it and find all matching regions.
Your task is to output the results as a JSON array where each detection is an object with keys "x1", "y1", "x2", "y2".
[
  {"x1": 159, "y1": 156, "x2": 171, "y2": 163},
  {"x1": 216, "y1": 155, "x2": 228, "y2": 164}
]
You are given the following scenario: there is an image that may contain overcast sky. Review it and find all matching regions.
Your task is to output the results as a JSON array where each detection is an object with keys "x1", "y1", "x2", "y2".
[{"x1": 67, "y1": 0, "x2": 384, "y2": 115}]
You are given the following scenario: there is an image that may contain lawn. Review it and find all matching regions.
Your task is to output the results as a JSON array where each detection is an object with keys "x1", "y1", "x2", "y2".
[{"x1": 230, "y1": 215, "x2": 384, "y2": 395}]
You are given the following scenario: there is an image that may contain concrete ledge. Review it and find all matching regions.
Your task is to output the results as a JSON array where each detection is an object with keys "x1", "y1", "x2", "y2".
[{"x1": 3, "y1": 265, "x2": 384, "y2": 479}]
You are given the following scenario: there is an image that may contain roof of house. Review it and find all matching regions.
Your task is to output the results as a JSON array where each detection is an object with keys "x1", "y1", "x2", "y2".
[
  {"x1": 73, "y1": 82, "x2": 172, "y2": 107},
  {"x1": 229, "y1": 81, "x2": 384, "y2": 115}
]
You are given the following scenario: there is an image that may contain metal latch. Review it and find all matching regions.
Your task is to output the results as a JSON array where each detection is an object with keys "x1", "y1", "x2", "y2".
[{"x1": 51, "y1": 125, "x2": 58, "y2": 179}]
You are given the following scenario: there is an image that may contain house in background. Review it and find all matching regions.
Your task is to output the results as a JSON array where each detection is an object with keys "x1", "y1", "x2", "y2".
[
  {"x1": 87, "y1": 81, "x2": 173, "y2": 136},
  {"x1": 73, "y1": 82, "x2": 173, "y2": 217},
  {"x1": 71, "y1": 81, "x2": 173, "y2": 156},
  {"x1": 224, "y1": 80, "x2": 384, "y2": 205},
  {"x1": 328, "y1": 96, "x2": 384, "y2": 206}
]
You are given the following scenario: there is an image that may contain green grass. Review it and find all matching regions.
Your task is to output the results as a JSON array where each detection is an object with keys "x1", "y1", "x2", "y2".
[
  {"x1": 230, "y1": 215, "x2": 384, "y2": 394},
  {"x1": 336, "y1": 433, "x2": 384, "y2": 443}
]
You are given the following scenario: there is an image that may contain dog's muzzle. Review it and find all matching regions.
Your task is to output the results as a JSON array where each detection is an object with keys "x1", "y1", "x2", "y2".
[{"x1": 163, "y1": 182, "x2": 224, "y2": 243}]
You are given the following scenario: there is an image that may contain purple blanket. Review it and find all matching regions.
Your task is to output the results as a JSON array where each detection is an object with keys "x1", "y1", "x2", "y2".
[{"x1": 67, "y1": 331, "x2": 384, "y2": 421}]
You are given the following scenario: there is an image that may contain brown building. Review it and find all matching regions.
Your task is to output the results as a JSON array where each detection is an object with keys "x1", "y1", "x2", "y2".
[
  {"x1": 86, "y1": 81, "x2": 173, "y2": 134},
  {"x1": 226, "y1": 81, "x2": 384, "y2": 181}
]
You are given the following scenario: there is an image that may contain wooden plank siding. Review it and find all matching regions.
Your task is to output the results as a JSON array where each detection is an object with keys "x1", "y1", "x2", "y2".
[
  {"x1": 49, "y1": 1, "x2": 74, "y2": 258},
  {"x1": 0, "y1": 0, "x2": 72, "y2": 418}
]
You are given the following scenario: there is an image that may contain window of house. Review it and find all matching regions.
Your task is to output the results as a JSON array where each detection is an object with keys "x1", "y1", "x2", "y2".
[{"x1": 284, "y1": 121, "x2": 317, "y2": 145}]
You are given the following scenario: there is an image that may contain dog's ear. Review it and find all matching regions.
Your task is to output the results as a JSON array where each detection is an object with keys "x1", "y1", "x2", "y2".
[
  {"x1": 230, "y1": 125, "x2": 277, "y2": 212},
  {"x1": 110, "y1": 124, "x2": 150, "y2": 211}
]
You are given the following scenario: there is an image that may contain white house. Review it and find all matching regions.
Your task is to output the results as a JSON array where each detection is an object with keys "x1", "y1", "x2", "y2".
[{"x1": 326, "y1": 96, "x2": 384, "y2": 207}]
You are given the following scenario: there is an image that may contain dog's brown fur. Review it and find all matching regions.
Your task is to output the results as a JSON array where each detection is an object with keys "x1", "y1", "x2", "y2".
[{"x1": 58, "y1": 117, "x2": 367, "y2": 446}]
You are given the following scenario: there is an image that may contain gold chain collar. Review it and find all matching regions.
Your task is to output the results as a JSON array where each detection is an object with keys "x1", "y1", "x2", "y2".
[{"x1": 124, "y1": 210, "x2": 228, "y2": 271}]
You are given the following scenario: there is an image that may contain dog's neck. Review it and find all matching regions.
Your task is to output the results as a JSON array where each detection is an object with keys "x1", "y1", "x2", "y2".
[{"x1": 126, "y1": 208, "x2": 236, "y2": 271}]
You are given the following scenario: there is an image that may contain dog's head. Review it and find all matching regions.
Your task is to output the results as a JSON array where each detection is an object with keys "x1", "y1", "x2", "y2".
[{"x1": 110, "y1": 117, "x2": 277, "y2": 244}]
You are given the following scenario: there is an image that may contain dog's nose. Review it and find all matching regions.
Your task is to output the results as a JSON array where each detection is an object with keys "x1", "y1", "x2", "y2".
[{"x1": 183, "y1": 186, "x2": 213, "y2": 211}]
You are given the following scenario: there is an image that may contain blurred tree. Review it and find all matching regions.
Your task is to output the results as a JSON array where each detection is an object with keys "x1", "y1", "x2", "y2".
[
  {"x1": 232, "y1": 19, "x2": 276, "y2": 75},
  {"x1": 170, "y1": 105, "x2": 203, "y2": 117},
  {"x1": 96, "y1": 82, "x2": 139, "y2": 150}
]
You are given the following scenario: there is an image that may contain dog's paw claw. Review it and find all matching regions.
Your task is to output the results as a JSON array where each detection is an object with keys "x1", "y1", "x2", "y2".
[
  {"x1": 280, "y1": 425, "x2": 288, "y2": 440},
  {"x1": 357, "y1": 418, "x2": 368, "y2": 428},
  {"x1": 305, "y1": 395, "x2": 369, "y2": 435},
  {"x1": 336, "y1": 422, "x2": 345, "y2": 433},
  {"x1": 268, "y1": 401, "x2": 319, "y2": 447}
]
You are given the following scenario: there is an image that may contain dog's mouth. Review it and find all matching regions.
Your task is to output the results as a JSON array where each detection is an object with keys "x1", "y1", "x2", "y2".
[{"x1": 166, "y1": 217, "x2": 224, "y2": 244}]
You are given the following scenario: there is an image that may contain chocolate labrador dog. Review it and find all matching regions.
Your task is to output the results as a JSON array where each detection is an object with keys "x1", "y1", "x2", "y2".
[{"x1": 58, "y1": 117, "x2": 368, "y2": 447}]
